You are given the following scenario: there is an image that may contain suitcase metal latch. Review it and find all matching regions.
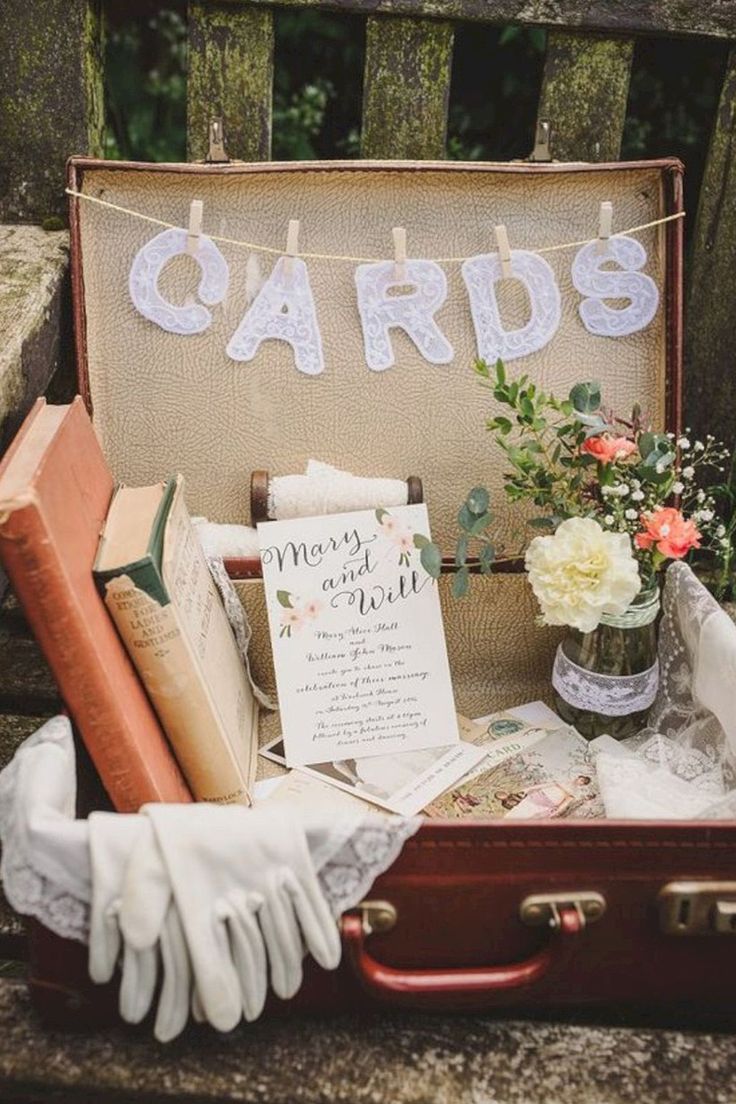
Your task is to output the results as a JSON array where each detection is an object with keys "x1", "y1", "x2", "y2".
[
  {"x1": 520, "y1": 891, "x2": 606, "y2": 930},
  {"x1": 659, "y1": 881, "x2": 736, "y2": 936},
  {"x1": 357, "y1": 899, "x2": 398, "y2": 935}
]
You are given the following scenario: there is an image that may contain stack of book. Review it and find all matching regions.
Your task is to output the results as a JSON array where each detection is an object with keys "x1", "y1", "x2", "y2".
[{"x1": 0, "y1": 399, "x2": 258, "y2": 812}]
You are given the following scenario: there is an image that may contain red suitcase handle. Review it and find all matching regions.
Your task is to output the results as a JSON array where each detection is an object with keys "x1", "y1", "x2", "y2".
[{"x1": 341, "y1": 905, "x2": 583, "y2": 1009}]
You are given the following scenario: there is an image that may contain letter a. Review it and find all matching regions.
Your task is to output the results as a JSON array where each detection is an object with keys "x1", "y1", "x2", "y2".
[
  {"x1": 227, "y1": 257, "x2": 324, "y2": 376},
  {"x1": 354, "y1": 260, "x2": 454, "y2": 372}
]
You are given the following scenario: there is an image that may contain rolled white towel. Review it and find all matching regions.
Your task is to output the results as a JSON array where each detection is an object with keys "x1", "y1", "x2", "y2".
[
  {"x1": 269, "y1": 460, "x2": 408, "y2": 520},
  {"x1": 192, "y1": 518, "x2": 260, "y2": 559}
]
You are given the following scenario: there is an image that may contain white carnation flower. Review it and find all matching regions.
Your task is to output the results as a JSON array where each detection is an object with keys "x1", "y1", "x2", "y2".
[{"x1": 525, "y1": 516, "x2": 641, "y2": 634}]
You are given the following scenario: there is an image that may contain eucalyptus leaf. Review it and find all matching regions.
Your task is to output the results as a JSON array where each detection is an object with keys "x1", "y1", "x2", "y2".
[
  {"x1": 466, "y1": 486, "x2": 490, "y2": 516},
  {"x1": 470, "y1": 512, "x2": 492, "y2": 536},
  {"x1": 457, "y1": 503, "x2": 476, "y2": 532},
  {"x1": 570, "y1": 381, "x2": 601, "y2": 414},
  {"x1": 455, "y1": 534, "x2": 469, "y2": 567},
  {"x1": 276, "y1": 590, "x2": 293, "y2": 608},
  {"x1": 452, "y1": 566, "x2": 470, "y2": 598},
  {"x1": 479, "y1": 543, "x2": 495, "y2": 574},
  {"x1": 413, "y1": 533, "x2": 430, "y2": 549},
  {"x1": 420, "y1": 542, "x2": 442, "y2": 579}
]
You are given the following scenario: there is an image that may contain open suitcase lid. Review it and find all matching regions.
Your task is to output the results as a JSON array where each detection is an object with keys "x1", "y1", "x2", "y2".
[{"x1": 67, "y1": 157, "x2": 683, "y2": 553}]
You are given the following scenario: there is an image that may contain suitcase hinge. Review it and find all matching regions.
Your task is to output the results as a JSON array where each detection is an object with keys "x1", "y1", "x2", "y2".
[
  {"x1": 527, "y1": 119, "x2": 552, "y2": 163},
  {"x1": 520, "y1": 891, "x2": 606, "y2": 930},
  {"x1": 659, "y1": 881, "x2": 736, "y2": 936},
  {"x1": 207, "y1": 118, "x2": 230, "y2": 164}
]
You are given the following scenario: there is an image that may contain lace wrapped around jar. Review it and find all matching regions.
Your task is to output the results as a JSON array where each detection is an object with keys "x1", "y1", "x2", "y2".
[{"x1": 552, "y1": 584, "x2": 660, "y2": 740}]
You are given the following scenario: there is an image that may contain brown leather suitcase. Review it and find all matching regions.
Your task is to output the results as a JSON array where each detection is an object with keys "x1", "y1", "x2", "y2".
[{"x1": 26, "y1": 156, "x2": 736, "y2": 1023}]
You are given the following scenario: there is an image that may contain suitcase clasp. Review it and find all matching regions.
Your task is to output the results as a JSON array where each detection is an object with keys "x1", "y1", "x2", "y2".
[
  {"x1": 520, "y1": 891, "x2": 606, "y2": 931},
  {"x1": 659, "y1": 881, "x2": 736, "y2": 936},
  {"x1": 357, "y1": 899, "x2": 398, "y2": 935}
]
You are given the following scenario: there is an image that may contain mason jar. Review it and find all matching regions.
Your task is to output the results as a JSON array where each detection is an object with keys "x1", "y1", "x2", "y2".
[{"x1": 552, "y1": 584, "x2": 661, "y2": 741}]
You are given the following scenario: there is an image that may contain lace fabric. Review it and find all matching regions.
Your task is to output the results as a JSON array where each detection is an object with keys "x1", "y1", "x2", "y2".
[
  {"x1": 226, "y1": 256, "x2": 324, "y2": 376},
  {"x1": 552, "y1": 647, "x2": 660, "y2": 716},
  {"x1": 128, "y1": 228, "x2": 229, "y2": 335},
  {"x1": 462, "y1": 250, "x2": 561, "y2": 362},
  {"x1": 571, "y1": 236, "x2": 659, "y2": 338},
  {"x1": 354, "y1": 260, "x2": 454, "y2": 372}
]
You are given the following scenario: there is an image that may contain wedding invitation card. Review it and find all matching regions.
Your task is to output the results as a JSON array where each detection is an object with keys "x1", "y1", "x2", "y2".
[{"x1": 258, "y1": 504, "x2": 458, "y2": 766}]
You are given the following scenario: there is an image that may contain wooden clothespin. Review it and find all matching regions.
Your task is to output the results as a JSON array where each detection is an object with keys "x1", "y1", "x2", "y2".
[
  {"x1": 186, "y1": 199, "x2": 203, "y2": 256},
  {"x1": 284, "y1": 219, "x2": 300, "y2": 280},
  {"x1": 392, "y1": 226, "x2": 407, "y2": 282},
  {"x1": 495, "y1": 224, "x2": 512, "y2": 280},
  {"x1": 596, "y1": 201, "x2": 613, "y2": 255}
]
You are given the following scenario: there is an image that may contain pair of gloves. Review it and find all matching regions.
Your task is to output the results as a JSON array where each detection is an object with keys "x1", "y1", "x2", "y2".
[{"x1": 88, "y1": 802, "x2": 342, "y2": 1042}]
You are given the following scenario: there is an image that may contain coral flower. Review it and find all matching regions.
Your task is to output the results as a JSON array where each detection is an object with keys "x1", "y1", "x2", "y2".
[
  {"x1": 581, "y1": 435, "x2": 637, "y2": 464},
  {"x1": 635, "y1": 507, "x2": 701, "y2": 560}
]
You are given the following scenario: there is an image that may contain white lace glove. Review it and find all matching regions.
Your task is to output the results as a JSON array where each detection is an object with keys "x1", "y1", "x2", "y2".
[
  {"x1": 88, "y1": 811, "x2": 193, "y2": 1042},
  {"x1": 119, "y1": 802, "x2": 341, "y2": 1033}
]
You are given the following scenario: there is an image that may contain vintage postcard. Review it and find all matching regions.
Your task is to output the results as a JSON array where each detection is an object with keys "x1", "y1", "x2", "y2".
[
  {"x1": 259, "y1": 733, "x2": 486, "y2": 817},
  {"x1": 426, "y1": 725, "x2": 603, "y2": 820},
  {"x1": 258, "y1": 504, "x2": 458, "y2": 766}
]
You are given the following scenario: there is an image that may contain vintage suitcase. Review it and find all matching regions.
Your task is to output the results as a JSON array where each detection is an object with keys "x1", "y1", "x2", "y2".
[{"x1": 25, "y1": 156, "x2": 736, "y2": 1024}]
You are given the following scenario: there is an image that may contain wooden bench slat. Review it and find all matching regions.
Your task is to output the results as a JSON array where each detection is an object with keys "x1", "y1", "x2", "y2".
[
  {"x1": 537, "y1": 31, "x2": 634, "y2": 161},
  {"x1": 0, "y1": 0, "x2": 104, "y2": 222},
  {"x1": 684, "y1": 45, "x2": 736, "y2": 446},
  {"x1": 187, "y1": 1, "x2": 274, "y2": 162},
  {"x1": 221, "y1": 1, "x2": 736, "y2": 42},
  {"x1": 361, "y1": 15, "x2": 454, "y2": 159}
]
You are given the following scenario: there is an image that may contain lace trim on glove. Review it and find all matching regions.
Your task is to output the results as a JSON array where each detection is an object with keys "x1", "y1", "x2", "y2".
[
  {"x1": 318, "y1": 815, "x2": 421, "y2": 918},
  {"x1": 553, "y1": 646, "x2": 660, "y2": 717},
  {"x1": 0, "y1": 722, "x2": 90, "y2": 945}
]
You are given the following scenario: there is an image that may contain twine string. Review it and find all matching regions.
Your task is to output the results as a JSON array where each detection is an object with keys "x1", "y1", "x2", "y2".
[{"x1": 65, "y1": 187, "x2": 684, "y2": 265}]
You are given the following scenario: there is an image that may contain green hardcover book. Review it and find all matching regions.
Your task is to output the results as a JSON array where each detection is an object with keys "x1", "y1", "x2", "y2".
[{"x1": 94, "y1": 474, "x2": 258, "y2": 804}]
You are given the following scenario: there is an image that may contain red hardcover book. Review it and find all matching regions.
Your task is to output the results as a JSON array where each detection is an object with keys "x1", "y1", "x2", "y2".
[{"x1": 0, "y1": 397, "x2": 191, "y2": 811}]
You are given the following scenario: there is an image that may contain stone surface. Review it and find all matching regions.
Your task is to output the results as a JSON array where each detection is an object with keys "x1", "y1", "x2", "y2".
[
  {"x1": 0, "y1": 980, "x2": 734, "y2": 1103},
  {"x1": 0, "y1": 226, "x2": 69, "y2": 452}
]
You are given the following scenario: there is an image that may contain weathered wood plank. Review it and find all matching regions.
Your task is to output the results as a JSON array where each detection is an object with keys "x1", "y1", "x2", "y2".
[
  {"x1": 362, "y1": 15, "x2": 453, "y2": 159},
  {"x1": 0, "y1": 227, "x2": 69, "y2": 454},
  {"x1": 187, "y1": 1, "x2": 274, "y2": 162},
  {"x1": 537, "y1": 31, "x2": 634, "y2": 161},
  {"x1": 0, "y1": 0, "x2": 104, "y2": 222},
  {"x1": 215, "y1": 0, "x2": 736, "y2": 41},
  {"x1": 685, "y1": 46, "x2": 736, "y2": 447}
]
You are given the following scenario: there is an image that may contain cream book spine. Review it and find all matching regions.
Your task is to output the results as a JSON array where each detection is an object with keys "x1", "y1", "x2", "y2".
[{"x1": 96, "y1": 477, "x2": 257, "y2": 804}]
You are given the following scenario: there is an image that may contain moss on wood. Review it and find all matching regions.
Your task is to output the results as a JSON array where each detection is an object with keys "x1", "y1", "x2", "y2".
[
  {"x1": 0, "y1": 0, "x2": 104, "y2": 222},
  {"x1": 537, "y1": 31, "x2": 633, "y2": 162},
  {"x1": 187, "y1": 1, "x2": 274, "y2": 162},
  {"x1": 685, "y1": 46, "x2": 736, "y2": 447},
  {"x1": 361, "y1": 15, "x2": 454, "y2": 159}
]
